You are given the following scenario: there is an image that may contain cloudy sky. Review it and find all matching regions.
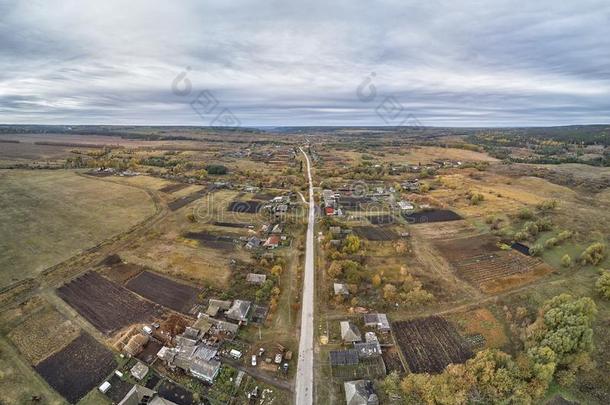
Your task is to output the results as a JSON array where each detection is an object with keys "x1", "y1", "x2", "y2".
[{"x1": 1, "y1": 0, "x2": 609, "y2": 127}]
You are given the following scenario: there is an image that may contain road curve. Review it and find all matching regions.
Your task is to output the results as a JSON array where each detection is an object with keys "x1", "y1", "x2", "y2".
[{"x1": 295, "y1": 147, "x2": 315, "y2": 405}]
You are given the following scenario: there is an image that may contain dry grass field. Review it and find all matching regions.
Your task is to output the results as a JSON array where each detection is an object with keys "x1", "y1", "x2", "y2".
[{"x1": 0, "y1": 170, "x2": 156, "y2": 288}]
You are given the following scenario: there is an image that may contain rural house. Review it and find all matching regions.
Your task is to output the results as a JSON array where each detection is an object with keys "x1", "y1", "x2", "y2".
[
  {"x1": 344, "y1": 380, "x2": 379, "y2": 405},
  {"x1": 363, "y1": 313, "x2": 391, "y2": 332},
  {"x1": 264, "y1": 235, "x2": 280, "y2": 249},
  {"x1": 226, "y1": 300, "x2": 251, "y2": 322},
  {"x1": 334, "y1": 283, "x2": 350, "y2": 296},
  {"x1": 130, "y1": 362, "x2": 149, "y2": 381},
  {"x1": 246, "y1": 273, "x2": 267, "y2": 285},
  {"x1": 246, "y1": 236, "x2": 262, "y2": 249},
  {"x1": 340, "y1": 321, "x2": 362, "y2": 343}
]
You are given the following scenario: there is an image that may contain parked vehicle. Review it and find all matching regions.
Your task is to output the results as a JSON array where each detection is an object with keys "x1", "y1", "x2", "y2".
[{"x1": 251, "y1": 355, "x2": 257, "y2": 366}]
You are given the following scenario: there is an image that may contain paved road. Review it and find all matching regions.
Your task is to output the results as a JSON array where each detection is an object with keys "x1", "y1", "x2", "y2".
[{"x1": 295, "y1": 147, "x2": 315, "y2": 405}]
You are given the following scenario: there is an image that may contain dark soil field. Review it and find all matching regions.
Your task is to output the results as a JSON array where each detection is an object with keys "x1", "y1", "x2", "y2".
[
  {"x1": 368, "y1": 214, "x2": 396, "y2": 225},
  {"x1": 213, "y1": 221, "x2": 253, "y2": 228},
  {"x1": 183, "y1": 231, "x2": 235, "y2": 250},
  {"x1": 125, "y1": 271, "x2": 200, "y2": 314},
  {"x1": 57, "y1": 272, "x2": 162, "y2": 335},
  {"x1": 353, "y1": 226, "x2": 399, "y2": 241},
  {"x1": 393, "y1": 316, "x2": 473, "y2": 373},
  {"x1": 35, "y1": 333, "x2": 116, "y2": 404},
  {"x1": 403, "y1": 209, "x2": 462, "y2": 224},
  {"x1": 158, "y1": 380, "x2": 197, "y2": 405},
  {"x1": 228, "y1": 200, "x2": 263, "y2": 213},
  {"x1": 168, "y1": 187, "x2": 211, "y2": 211},
  {"x1": 159, "y1": 183, "x2": 189, "y2": 193},
  {"x1": 381, "y1": 347, "x2": 405, "y2": 374},
  {"x1": 105, "y1": 374, "x2": 134, "y2": 403}
]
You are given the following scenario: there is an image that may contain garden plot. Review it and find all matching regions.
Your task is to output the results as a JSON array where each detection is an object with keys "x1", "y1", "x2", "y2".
[
  {"x1": 228, "y1": 200, "x2": 263, "y2": 214},
  {"x1": 368, "y1": 214, "x2": 397, "y2": 225},
  {"x1": 403, "y1": 209, "x2": 462, "y2": 224},
  {"x1": 433, "y1": 235, "x2": 552, "y2": 293},
  {"x1": 168, "y1": 187, "x2": 211, "y2": 211},
  {"x1": 353, "y1": 226, "x2": 399, "y2": 241},
  {"x1": 57, "y1": 271, "x2": 162, "y2": 335},
  {"x1": 8, "y1": 303, "x2": 80, "y2": 365},
  {"x1": 393, "y1": 316, "x2": 473, "y2": 373},
  {"x1": 183, "y1": 231, "x2": 236, "y2": 250},
  {"x1": 125, "y1": 271, "x2": 200, "y2": 314},
  {"x1": 35, "y1": 333, "x2": 116, "y2": 404},
  {"x1": 100, "y1": 260, "x2": 146, "y2": 284}
]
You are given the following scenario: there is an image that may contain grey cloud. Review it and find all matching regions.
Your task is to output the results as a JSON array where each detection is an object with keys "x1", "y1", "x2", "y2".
[{"x1": 0, "y1": 0, "x2": 609, "y2": 126}]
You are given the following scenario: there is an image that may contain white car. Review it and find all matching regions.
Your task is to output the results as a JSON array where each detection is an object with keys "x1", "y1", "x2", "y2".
[{"x1": 251, "y1": 355, "x2": 257, "y2": 367}]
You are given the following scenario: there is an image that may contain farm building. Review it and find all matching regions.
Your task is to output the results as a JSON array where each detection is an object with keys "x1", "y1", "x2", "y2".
[
  {"x1": 329, "y1": 226, "x2": 342, "y2": 235},
  {"x1": 246, "y1": 273, "x2": 267, "y2": 285},
  {"x1": 341, "y1": 321, "x2": 362, "y2": 342},
  {"x1": 330, "y1": 349, "x2": 360, "y2": 366},
  {"x1": 334, "y1": 283, "x2": 350, "y2": 296},
  {"x1": 189, "y1": 357, "x2": 221, "y2": 383},
  {"x1": 397, "y1": 200, "x2": 415, "y2": 211},
  {"x1": 344, "y1": 380, "x2": 379, "y2": 405},
  {"x1": 118, "y1": 385, "x2": 179, "y2": 405},
  {"x1": 130, "y1": 362, "x2": 149, "y2": 381},
  {"x1": 271, "y1": 224, "x2": 283, "y2": 234},
  {"x1": 354, "y1": 333, "x2": 382, "y2": 359},
  {"x1": 156, "y1": 328, "x2": 221, "y2": 383},
  {"x1": 226, "y1": 300, "x2": 251, "y2": 322},
  {"x1": 197, "y1": 313, "x2": 240, "y2": 334},
  {"x1": 246, "y1": 236, "x2": 262, "y2": 249},
  {"x1": 123, "y1": 333, "x2": 149, "y2": 356},
  {"x1": 363, "y1": 313, "x2": 391, "y2": 332},
  {"x1": 325, "y1": 207, "x2": 335, "y2": 216}
]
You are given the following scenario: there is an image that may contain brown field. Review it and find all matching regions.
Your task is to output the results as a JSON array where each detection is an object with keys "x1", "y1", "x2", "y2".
[
  {"x1": 35, "y1": 333, "x2": 116, "y2": 404},
  {"x1": 57, "y1": 271, "x2": 162, "y2": 335},
  {"x1": 8, "y1": 302, "x2": 80, "y2": 364},
  {"x1": 100, "y1": 260, "x2": 147, "y2": 284},
  {"x1": 449, "y1": 308, "x2": 509, "y2": 349},
  {"x1": 125, "y1": 271, "x2": 200, "y2": 314},
  {"x1": 393, "y1": 316, "x2": 473, "y2": 373}
]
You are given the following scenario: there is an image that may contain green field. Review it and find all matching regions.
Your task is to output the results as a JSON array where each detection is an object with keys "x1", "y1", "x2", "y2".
[{"x1": 0, "y1": 170, "x2": 156, "y2": 287}]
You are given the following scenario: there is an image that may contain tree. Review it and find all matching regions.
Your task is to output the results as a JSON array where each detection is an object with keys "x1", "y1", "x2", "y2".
[
  {"x1": 561, "y1": 254, "x2": 572, "y2": 268},
  {"x1": 399, "y1": 349, "x2": 553, "y2": 405},
  {"x1": 595, "y1": 271, "x2": 610, "y2": 300},
  {"x1": 525, "y1": 294, "x2": 597, "y2": 367}
]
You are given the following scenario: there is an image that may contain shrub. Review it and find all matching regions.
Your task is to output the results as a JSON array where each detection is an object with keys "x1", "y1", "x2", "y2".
[
  {"x1": 595, "y1": 271, "x2": 610, "y2": 300},
  {"x1": 580, "y1": 242, "x2": 606, "y2": 265},
  {"x1": 517, "y1": 208, "x2": 534, "y2": 220},
  {"x1": 561, "y1": 254, "x2": 572, "y2": 268},
  {"x1": 537, "y1": 200, "x2": 558, "y2": 211},
  {"x1": 544, "y1": 237, "x2": 558, "y2": 249},
  {"x1": 529, "y1": 244, "x2": 544, "y2": 256}
]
